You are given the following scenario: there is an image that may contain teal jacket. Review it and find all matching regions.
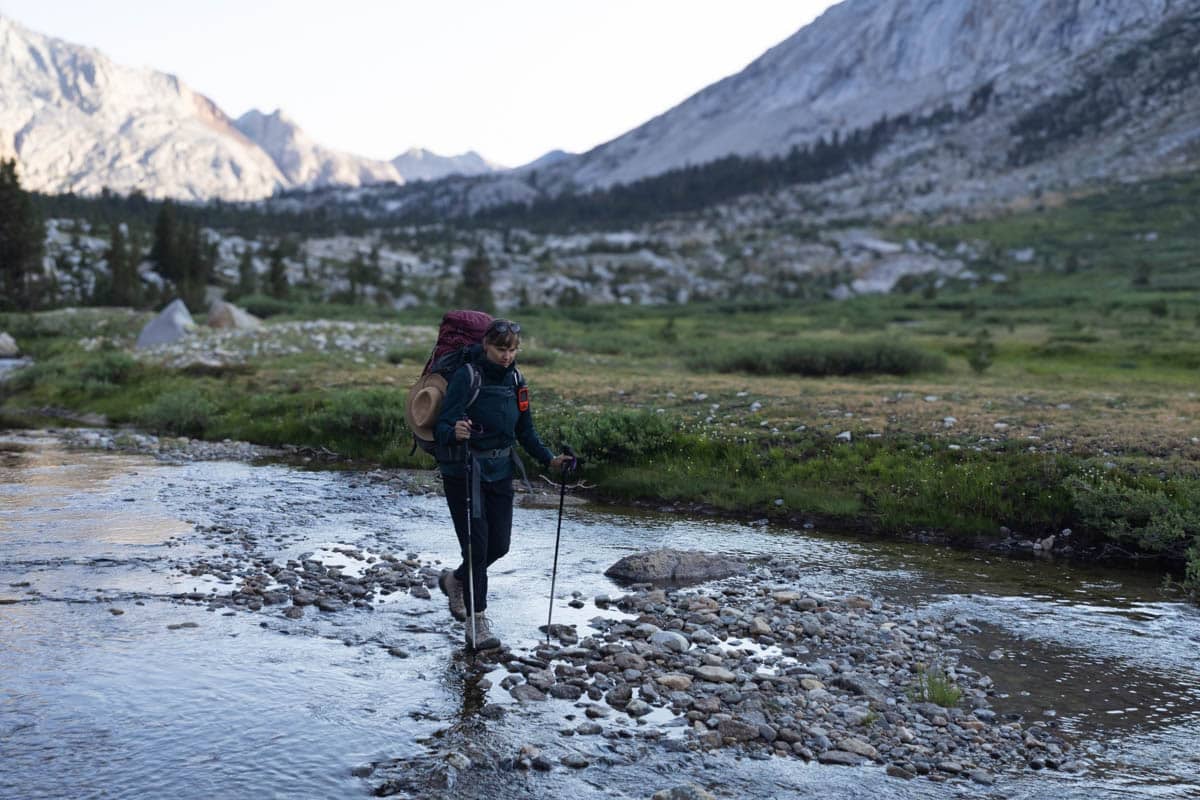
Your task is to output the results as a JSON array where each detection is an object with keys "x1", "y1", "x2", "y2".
[{"x1": 435, "y1": 345, "x2": 554, "y2": 481}]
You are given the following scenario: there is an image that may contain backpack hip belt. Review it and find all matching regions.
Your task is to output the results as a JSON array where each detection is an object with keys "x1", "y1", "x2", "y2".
[{"x1": 471, "y1": 446, "x2": 512, "y2": 459}]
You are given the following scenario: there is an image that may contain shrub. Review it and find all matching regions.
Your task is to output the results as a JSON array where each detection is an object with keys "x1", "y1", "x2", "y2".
[
  {"x1": 79, "y1": 350, "x2": 137, "y2": 386},
  {"x1": 538, "y1": 409, "x2": 676, "y2": 466},
  {"x1": 966, "y1": 329, "x2": 995, "y2": 373},
  {"x1": 301, "y1": 389, "x2": 408, "y2": 449},
  {"x1": 138, "y1": 390, "x2": 217, "y2": 437},
  {"x1": 693, "y1": 338, "x2": 946, "y2": 377},
  {"x1": 1068, "y1": 470, "x2": 1200, "y2": 559}
]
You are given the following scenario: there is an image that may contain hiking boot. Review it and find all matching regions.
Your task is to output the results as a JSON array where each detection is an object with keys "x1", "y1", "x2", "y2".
[
  {"x1": 465, "y1": 612, "x2": 500, "y2": 651},
  {"x1": 439, "y1": 569, "x2": 466, "y2": 621}
]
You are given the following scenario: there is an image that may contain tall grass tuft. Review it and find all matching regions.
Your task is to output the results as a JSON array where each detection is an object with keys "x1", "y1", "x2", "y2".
[{"x1": 909, "y1": 667, "x2": 963, "y2": 708}]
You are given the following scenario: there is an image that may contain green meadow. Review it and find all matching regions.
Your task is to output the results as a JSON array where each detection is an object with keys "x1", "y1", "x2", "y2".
[{"x1": 3, "y1": 173, "x2": 1199, "y2": 595}]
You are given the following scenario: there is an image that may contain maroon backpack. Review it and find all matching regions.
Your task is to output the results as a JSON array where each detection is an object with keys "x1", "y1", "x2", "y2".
[{"x1": 422, "y1": 309, "x2": 493, "y2": 375}]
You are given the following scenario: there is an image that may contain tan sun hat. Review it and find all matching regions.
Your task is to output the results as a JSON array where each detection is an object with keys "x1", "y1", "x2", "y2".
[{"x1": 405, "y1": 372, "x2": 448, "y2": 442}]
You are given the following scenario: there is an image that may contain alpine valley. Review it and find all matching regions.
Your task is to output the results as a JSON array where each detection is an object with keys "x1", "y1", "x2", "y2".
[{"x1": 3, "y1": 0, "x2": 1200, "y2": 308}]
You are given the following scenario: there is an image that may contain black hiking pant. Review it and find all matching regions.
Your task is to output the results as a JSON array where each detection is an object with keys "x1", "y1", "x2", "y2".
[{"x1": 443, "y1": 473, "x2": 513, "y2": 615}]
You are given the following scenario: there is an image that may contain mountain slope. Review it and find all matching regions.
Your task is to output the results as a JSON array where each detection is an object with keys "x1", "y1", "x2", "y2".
[
  {"x1": 550, "y1": 0, "x2": 1190, "y2": 191},
  {"x1": 0, "y1": 15, "x2": 489, "y2": 200},
  {"x1": 235, "y1": 108, "x2": 402, "y2": 189},
  {"x1": 0, "y1": 14, "x2": 286, "y2": 200}
]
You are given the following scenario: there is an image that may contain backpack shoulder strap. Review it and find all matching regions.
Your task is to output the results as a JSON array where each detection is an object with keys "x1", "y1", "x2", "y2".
[
  {"x1": 512, "y1": 366, "x2": 525, "y2": 388},
  {"x1": 464, "y1": 363, "x2": 482, "y2": 408}
]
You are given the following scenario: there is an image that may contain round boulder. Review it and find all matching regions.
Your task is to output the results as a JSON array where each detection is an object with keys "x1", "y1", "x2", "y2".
[{"x1": 604, "y1": 548, "x2": 744, "y2": 584}]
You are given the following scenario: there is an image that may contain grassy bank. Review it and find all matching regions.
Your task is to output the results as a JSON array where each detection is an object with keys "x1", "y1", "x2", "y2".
[{"x1": 3, "y1": 263, "x2": 1198, "y2": 596}]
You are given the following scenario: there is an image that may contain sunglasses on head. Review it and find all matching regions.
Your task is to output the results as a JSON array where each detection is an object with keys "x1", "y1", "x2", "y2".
[{"x1": 487, "y1": 320, "x2": 521, "y2": 336}]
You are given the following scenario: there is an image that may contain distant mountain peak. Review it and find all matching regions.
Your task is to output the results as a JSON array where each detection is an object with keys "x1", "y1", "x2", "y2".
[
  {"x1": 234, "y1": 108, "x2": 401, "y2": 189},
  {"x1": 0, "y1": 14, "x2": 506, "y2": 199},
  {"x1": 390, "y1": 148, "x2": 504, "y2": 182}
]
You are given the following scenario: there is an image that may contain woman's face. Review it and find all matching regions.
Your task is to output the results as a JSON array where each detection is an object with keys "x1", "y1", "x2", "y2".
[{"x1": 483, "y1": 340, "x2": 518, "y2": 367}]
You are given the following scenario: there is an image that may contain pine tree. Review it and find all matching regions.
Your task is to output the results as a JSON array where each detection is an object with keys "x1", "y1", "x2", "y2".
[
  {"x1": 177, "y1": 223, "x2": 209, "y2": 311},
  {"x1": 0, "y1": 158, "x2": 47, "y2": 311},
  {"x1": 149, "y1": 201, "x2": 181, "y2": 281},
  {"x1": 235, "y1": 247, "x2": 257, "y2": 298},
  {"x1": 347, "y1": 251, "x2": 367, "y2": 304},
  {"x1": 267, "y1": 244, "x2": 289, "y2": 300},
  {"x1": 456, "y1": 249, "x2": 495, "y2": 311},
  {"x1": 106, "y1": 222, "x2": 139, "y2": 307}
]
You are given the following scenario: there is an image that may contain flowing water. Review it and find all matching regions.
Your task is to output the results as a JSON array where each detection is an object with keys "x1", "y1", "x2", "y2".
[{"x1": 1, "y1": 430, "x2": 1198, "y2": 799}]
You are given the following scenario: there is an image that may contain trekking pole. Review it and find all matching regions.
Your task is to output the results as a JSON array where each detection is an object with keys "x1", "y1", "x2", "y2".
[
  {"x1": 463, "y1": 429, "x2": 478, "y2": 651},
  {"x1": 546, "y1": 444, "x2": 577, "y2": 646}
]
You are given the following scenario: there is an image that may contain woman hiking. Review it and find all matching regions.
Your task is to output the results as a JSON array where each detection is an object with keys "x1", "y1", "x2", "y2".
[{"x1": 434, "y1": 318, "x2": 571, "y2": 651}]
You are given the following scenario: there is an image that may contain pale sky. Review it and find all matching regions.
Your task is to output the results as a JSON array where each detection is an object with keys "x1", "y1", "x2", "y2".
[{"x1": 0, "y1": 1, "x2": 838, "y2": 167}]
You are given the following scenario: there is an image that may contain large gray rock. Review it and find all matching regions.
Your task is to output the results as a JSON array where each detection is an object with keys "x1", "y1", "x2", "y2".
[
  {"x1": 135, "y1": 299, "x2": 196, "y2": 349},
  {"x1": 207, "y1": 300, "x2": 262, "y2": 331},
  {"x1": 604, "y1": 548, "x2": 744, "y2": 583},
  {"x1": 0, "y1": 332, "x2": 19, "y2": 358}
]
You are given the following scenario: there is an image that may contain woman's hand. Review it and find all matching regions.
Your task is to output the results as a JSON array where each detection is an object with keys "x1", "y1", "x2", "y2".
[
  {"x1": 550, "y1": 454, "x2": 574, "y2": 472},
  {"x1": 454, "y1": 420, "x2": 473, "y2": 441}
]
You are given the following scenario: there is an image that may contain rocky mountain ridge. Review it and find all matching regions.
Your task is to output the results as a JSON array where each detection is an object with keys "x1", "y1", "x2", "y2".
[
  {"x1": 0, "y1": 14, "x2": 502, "y2": 199},
  {"x1": 292, "y1": 0, "x2": 1200, "y2": 226},
  {"x1": 549, "y1": 0, "x2": 1191, "y2": 191}
]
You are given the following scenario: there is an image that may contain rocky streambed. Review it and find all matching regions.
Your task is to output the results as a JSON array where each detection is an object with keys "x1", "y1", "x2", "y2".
[
  {"x1": 172, "y1": 522, "x2": 1070, "y2": 794},
  {"x1": 5, "y1": 429, "x2": 1198, "y2": 800}
]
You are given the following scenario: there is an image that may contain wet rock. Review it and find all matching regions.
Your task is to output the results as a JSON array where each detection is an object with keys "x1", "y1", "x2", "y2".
[
  {"x1": 316, "y1": 597, "x2": 346, "y2": 613},
  {"x1": 510, "y1": 684, "x2": 547, "y2": 702},
  {"x1": 650, "y1": 630, "x2": 690, "y2": 653},
  {"x1": 613, "y1": 652, "x2": 648, "y2": 670},
  {"x1": 605, "y1": 685, "x2": 632, "y2": 708},
  {"x1": 969, "y1": 769, "x2": 996, "y2": 785},
  {"x1": 717, "y1": 719, "x2": 759, "y2": 742},
  {"x1": 837, "y1": 737, "x2": 878, "y2": 760},
  {"x1": 695, "y1": 666, "x2": 736, "y2": 683},
  {"x1": 749, "y1": 617, "x2": 772, "y2": 636},
  {"x1": 549, "y1": 684, "x2": 583, "y2": 700},
  {"x1": 576, "y1": 721, "x2": 603, "y2": 735},
  {"x1": 830, "y1": 673, "x2": 887, "y2": 703},
  {"x1": 604, "y1": 549, "x2": 744, "y2": 583},
  {"x1": 626, "y1": 699, "x2": 653, "y2": 718},
  {"x1": 656, "y1": 673, "x2": 693, "y2": 691},
  {"x1": 561, "y1": 753, "x2": 590, "y2": 769},
  {"x1": 817, "y1": 750, "x2": 867, "y2": 767},
  {"x1": 651, "y1": 785, "x2": 717, "y2": 800}
]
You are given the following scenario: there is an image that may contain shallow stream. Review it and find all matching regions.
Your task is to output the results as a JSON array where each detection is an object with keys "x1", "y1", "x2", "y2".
[{"x1": 1, "y1": 431, "x2": 1198, "y2": 799}]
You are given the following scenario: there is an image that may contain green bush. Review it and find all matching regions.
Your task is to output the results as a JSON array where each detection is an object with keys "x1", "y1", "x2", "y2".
[
  {"x1": 138, "y1": 389, "x2": 217, "y2": 437},
  {"x1": 79, "y1": 350, "x2": 138, "y2": 388},
  {"x1": 538, "y1": 409, "x2": 676, "y2": 466},
  {"x1": 1068, "y1": 470, "x2": 1200, "y2": 560},
  {"x1": 299, "y1": 388, "x2": 409, "y2": 457},
  {"x1": 692, "y1": 338, "x2": 946, "y2": 377}
]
